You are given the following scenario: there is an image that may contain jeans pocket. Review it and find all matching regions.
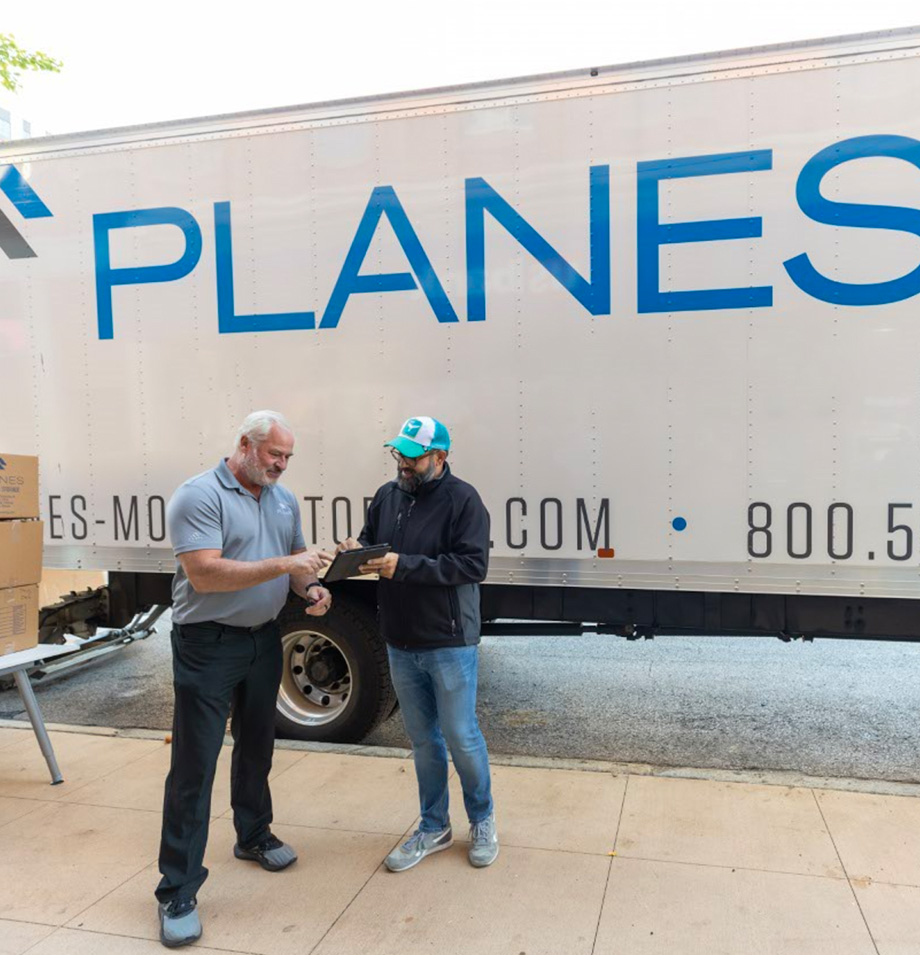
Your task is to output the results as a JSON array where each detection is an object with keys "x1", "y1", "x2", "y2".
[{"x1": 433, "y1": 646, "x2": 476, "y2": 694}]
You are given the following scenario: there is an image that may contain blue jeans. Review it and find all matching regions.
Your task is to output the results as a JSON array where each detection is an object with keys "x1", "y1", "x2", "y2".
[{"x1": 387, "y1": 644, "x2": 493, "y2": 832}]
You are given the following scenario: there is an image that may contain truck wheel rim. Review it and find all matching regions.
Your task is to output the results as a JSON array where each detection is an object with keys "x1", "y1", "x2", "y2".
[{"x1": 279, "y1": 629, "x2": 352, "y2": 727}]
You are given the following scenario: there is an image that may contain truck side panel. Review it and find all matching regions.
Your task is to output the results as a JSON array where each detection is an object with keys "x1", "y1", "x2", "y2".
[{"x1": 3, "y1": 34, "x2": 920, "y2": 601}]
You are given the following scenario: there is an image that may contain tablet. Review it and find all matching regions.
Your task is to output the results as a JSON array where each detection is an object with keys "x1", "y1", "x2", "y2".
[{"x1": 323, "y1": 543, "x2": 392, "y2": 583}]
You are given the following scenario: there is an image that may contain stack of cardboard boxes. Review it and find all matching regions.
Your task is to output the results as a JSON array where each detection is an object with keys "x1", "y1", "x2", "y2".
[{"x1": 0, "y1": 455, "x2": 42, "y2": 657}]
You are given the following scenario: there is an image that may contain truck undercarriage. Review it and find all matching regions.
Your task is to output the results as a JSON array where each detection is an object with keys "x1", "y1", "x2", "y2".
[{"x1": 20, "y1": 572, "x2": 919, "y2": 743}]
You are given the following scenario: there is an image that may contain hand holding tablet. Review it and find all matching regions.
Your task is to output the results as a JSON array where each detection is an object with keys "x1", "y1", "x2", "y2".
[{"x1": 323, "y1": 543, "x2": 392, "y2": 582}]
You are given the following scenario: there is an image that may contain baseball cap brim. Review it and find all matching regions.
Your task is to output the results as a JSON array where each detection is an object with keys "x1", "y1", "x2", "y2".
[{"x1": 384, "y1": 435, "x2": 428, "y2": 458}]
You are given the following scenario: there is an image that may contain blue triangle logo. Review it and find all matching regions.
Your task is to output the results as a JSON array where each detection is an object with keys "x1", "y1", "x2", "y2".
[{"x1": 0, "y1": 166, "x2": 53, "y2": 260}]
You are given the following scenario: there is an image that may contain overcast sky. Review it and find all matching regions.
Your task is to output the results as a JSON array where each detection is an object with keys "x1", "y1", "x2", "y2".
[{"x1": 4, "y1": 1, "x2": 920, "y2": 135}]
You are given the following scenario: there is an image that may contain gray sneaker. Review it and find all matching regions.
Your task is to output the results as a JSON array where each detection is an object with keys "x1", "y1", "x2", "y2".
[
  {"x1": 468, "y1": 813, "x2": 499, "y2": 868},
  {"x1": 234, "y1": 833, "x2": 298, "y2": 872},
  {"x1": 158, "y1": 897, "x2": 201, "y2": 948},
  {"x1": 384, "y1": 826, "x2": 453, "y2": 872}
]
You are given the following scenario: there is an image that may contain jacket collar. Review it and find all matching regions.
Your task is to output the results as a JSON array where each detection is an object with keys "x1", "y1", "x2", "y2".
[{"x1": 415, "y1": 461, "x2": 450, "y2": 498}]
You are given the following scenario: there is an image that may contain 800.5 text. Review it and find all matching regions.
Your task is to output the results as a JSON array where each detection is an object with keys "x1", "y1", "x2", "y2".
[{"x1": 747, "y1": 501, "x2": 919, "y2": 562}]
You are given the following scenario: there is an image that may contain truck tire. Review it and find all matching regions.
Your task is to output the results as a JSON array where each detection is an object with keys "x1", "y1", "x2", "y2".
[{"x1": 274, "y1": 596, "x2": 396, "y2": 743}]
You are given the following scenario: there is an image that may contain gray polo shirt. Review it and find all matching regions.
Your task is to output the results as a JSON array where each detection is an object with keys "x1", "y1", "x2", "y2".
[{"x1": 167, "y1": 459, "x2": 306, "y2": 626}]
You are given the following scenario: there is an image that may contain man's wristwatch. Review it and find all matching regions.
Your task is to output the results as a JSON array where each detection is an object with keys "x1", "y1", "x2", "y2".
[{"x1": 304, "y1": 581, "x2": 323, "y2": 595}]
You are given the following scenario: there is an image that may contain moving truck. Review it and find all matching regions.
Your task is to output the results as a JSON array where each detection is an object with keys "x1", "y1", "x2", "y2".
[{"x1": 4, "y1": 27, "x2": 920, "y2": 740}]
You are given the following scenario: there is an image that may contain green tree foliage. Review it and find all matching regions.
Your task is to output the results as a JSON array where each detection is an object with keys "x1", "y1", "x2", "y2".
[{"x1": 0, "y1": 33, "x2": 62, "y2": 93}]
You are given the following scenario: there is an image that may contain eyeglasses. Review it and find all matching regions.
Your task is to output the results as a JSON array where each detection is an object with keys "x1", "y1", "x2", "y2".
[{"x1": 390, "y1": 448, "x2": 438, "y2": 465}]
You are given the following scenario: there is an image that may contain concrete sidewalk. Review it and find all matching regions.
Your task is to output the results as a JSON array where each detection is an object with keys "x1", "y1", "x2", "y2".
[{"x1": 1, "y1": 723, "x2": 920, "y2": 954}]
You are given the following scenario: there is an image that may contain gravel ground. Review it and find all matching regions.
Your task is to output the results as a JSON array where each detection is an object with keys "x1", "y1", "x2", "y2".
[{"x1": 3, "y1": 607, "x2": 920, "y2": 782}]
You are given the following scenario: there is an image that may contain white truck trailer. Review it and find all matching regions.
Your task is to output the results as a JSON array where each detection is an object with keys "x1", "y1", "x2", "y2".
[{"x1": 4, "y1": 27, "x2": 920, "y2": 741}]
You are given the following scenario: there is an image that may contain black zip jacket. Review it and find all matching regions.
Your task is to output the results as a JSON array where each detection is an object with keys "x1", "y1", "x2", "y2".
[{"x1": 358, "y1": 464, "x2": 490, "y2": 650}]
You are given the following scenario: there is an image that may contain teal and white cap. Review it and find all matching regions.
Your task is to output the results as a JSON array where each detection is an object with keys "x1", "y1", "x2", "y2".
[{"x1": 385, "y1": 417, "x2": 451, "y2": 458}]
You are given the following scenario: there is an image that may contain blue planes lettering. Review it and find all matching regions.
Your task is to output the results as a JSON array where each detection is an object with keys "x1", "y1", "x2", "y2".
[{"x1": 91, "y1": 134, "x2": 920, "y2": 340}]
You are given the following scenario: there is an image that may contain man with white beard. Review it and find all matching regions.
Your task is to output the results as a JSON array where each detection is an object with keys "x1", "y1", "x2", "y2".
[{"x1": 155, "y1": 411, "x2": 333, "y2": 948}]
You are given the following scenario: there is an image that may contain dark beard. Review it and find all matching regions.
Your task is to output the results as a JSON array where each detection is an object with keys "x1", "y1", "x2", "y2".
[
  {"x1": 396, "y1": 458, "x2": 436, "y2": 493},
  {"x1": 397, "y1": 472, "x2": 422, "y2": 493}
]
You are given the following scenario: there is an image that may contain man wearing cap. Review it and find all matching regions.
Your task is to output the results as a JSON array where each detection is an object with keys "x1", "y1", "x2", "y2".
[
  {"x1": 156, "y1": 410, "x2": 334, "y2": 948},
  {"x1": 338, "y1": 416, "x2": 498, "y2": 871}
]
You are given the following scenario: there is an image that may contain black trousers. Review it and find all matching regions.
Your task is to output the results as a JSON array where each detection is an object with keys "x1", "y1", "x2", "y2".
[{"x1": 156, "y1": 619, "x2": 283, "y2": 903}]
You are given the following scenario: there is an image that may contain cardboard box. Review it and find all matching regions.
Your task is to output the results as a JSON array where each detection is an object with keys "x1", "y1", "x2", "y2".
[
  {"x1": 0, "y1": 585, "x2": 39, "y2": 656},
  {"x1": 0, "y1": 454, "x2": 39, "y2": 520},
  {"x1": 39, "y1": 568, "x2": 106, "y2": 609},
  {"x1": 0, "y1": 520, "x2": 43, "y2": 589}
]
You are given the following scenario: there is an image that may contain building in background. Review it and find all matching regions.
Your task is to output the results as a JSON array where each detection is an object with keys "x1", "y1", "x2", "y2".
[{"x1": 0, "y1": 96, "x2": 42, "y2": 140}]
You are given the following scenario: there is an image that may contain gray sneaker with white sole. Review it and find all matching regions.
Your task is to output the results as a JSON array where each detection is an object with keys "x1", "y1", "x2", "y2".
[
  {"x1": 384, "y1": 826, "x2": 453, "y2": 872},
  {"x1": 468, "y1": 813, "x2": 499, "y2": 867}
]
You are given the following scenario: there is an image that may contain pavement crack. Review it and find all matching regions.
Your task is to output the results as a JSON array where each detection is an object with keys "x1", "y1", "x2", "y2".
[{"x1": 811, "y1": 787, "x2": 881, "y2": 955}]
